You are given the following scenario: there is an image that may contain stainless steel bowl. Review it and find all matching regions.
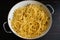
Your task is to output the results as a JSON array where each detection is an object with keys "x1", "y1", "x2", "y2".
[{"x1": 3, "y1": 0, "x2": 54, "y2": 39}]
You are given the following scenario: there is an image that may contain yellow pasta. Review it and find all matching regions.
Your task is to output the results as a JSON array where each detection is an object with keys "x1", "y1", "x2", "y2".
[{"x1": 11, "y1": 4, "x2": 50, "y2": 38}]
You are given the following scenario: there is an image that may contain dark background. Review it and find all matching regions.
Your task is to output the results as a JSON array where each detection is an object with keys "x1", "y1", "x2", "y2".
[{"x1": 0, "y1": 0, "x2": 60, "y2": 40}]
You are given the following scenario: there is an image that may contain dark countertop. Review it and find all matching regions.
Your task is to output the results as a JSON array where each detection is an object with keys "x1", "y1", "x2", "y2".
[{"x1": 0, "y1": 0, "x2": 60, "y2": 40}]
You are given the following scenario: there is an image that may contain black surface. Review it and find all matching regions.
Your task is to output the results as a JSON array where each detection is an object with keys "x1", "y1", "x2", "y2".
[{"x1": 0, "y1": 0, "x2": 60, "y2": 40}]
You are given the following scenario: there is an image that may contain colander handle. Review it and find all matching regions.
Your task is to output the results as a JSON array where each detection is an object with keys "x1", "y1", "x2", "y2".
[
  {"x1": 3, "y1": 21, "x2": 12, "y2": 33},
  {"x1": 46, "y1": 4, "x2": 54, "y2": 14}
]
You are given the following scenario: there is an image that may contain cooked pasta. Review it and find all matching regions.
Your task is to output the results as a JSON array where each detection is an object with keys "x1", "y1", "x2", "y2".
[{"x1": 11, "y1": 4, "x2": 50, "y2": 38}]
